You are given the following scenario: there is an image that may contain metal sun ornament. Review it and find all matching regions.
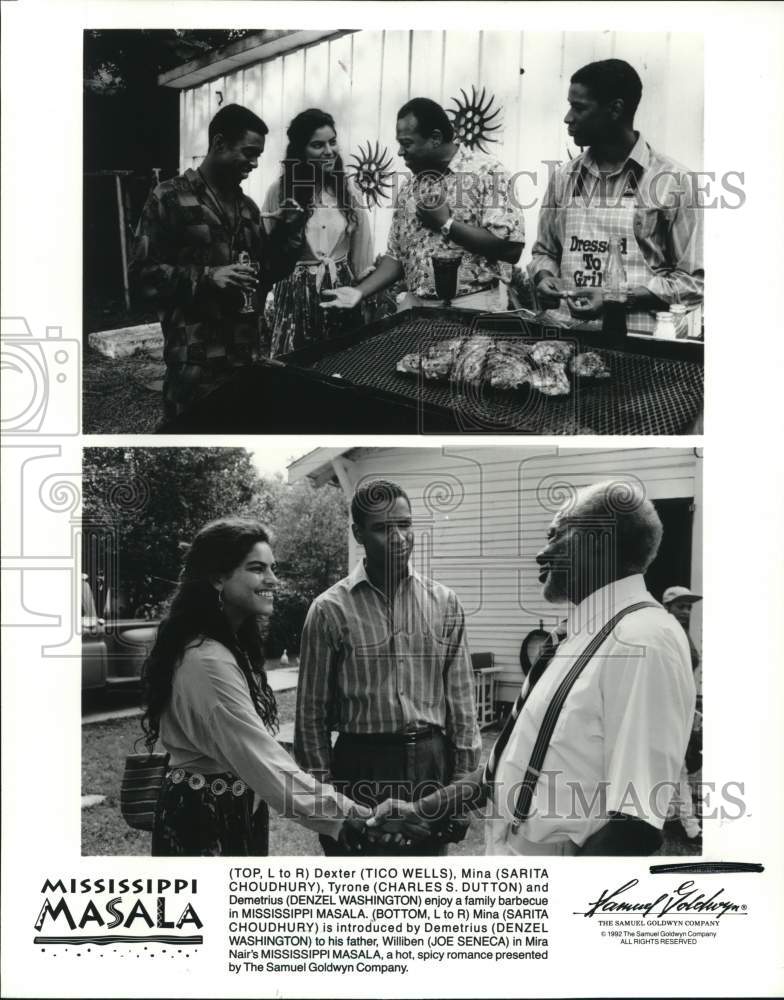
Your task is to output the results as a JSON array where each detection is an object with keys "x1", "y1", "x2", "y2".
[
  {"x1": 347, "y1": 141, "x2": 395, "y2": 207},
  {"x1": 448, "y1": 86, "x2": 503, "y2": 152}
]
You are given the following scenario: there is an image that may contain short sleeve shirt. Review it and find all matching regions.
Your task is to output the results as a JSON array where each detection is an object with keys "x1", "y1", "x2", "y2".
[
  {"x1": 386, "y1": 145, "x2": 524, "y2": 298},
  {"x1": 486, "y1": 575, "x2": 696, "y2": 854}
]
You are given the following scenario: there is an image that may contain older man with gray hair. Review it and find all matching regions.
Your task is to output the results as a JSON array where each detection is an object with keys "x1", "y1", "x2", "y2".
[{"x1": 370, "y1": 478, "x2": 696, "y2": 856}]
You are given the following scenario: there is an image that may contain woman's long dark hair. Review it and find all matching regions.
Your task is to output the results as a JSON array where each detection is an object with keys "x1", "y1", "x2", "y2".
[
  {"x1": 280, "y1": 108, "x2": 357, "y2": 229},
  {"x1": 141, "y1": 517, "x2": 278, "y2": 752}
]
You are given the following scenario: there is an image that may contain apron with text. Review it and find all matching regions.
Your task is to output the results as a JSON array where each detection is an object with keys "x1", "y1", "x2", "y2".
[{"x1": 546, "y1": 171, "x2": 658, "y2": 334}]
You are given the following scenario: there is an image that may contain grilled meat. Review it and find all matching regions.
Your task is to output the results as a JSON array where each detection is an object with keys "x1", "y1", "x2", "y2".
[
  {"x1": 452, "y1": 335, "x2": 492, "y2": 384},
  {"x1": 396, "y1": 352, "x2": 422, "y2": 374},
  {"x1": 530, "y1": 340, "x2": 574, "y2": 365},
  {"x1": 485, "y1": 342, "x2": 534, "y2": 390},
  {"x1": 530, "y1": 363, "x2": 570, "y2": 396},
  {"x1": 397, "y1": 336, "x2": 576, "y2": 396},
  {"x1": 421, "y1": 338, "x2": 463, "y2": 381},
  {"x1": 571, "y1": 351, "x2": 610, "y2": 378}
]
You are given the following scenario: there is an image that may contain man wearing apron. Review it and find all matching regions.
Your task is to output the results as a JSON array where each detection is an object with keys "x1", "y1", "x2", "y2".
[{"x1": 530, "y1": 59, "x2": 703, "y2": 335}]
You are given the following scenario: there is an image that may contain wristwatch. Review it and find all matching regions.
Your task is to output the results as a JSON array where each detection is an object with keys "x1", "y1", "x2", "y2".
[{"x1": 440, "y1": 216, "x2": 455, "y2": 239}]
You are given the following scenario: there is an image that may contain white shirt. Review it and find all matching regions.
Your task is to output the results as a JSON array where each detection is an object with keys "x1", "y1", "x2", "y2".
[
  {"x1": 486, "y1": 575, "x2": 695, "y2": 855},
  {"x1": 261, "y1": 179, "x2": 374, "y2": 274}
]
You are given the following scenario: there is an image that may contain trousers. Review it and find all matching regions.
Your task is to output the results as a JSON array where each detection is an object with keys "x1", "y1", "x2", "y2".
[{"x1": 320, "y1": 728, "x2": 453, "y2": 857}]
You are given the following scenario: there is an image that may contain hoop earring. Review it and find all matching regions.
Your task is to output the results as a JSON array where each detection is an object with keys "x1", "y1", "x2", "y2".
[{"x1": 217, "y1": 589, "x2": 225, "y2": 613}]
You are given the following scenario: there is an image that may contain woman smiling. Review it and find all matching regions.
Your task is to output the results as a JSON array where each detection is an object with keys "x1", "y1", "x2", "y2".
[
  {"x1": 262, "y1": 108, "x2": 373, "y2": 354},
  {"x1": 141, "y1": 517, "x2": 366, "y2": 856}
]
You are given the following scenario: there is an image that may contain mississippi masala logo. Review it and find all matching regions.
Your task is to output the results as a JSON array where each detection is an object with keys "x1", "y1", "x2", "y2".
[{"x1": 34, "y1": 877, "x2": 204, "y2": 947}]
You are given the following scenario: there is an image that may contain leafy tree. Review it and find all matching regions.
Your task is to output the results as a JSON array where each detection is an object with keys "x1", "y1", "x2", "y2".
[
  {"x1": 271, "y1": 479, "x2": 349, "y2": 601},
  {"x1": 83, "y1": 30, "x2": 255, "y2": 327},
  {"x1": 82, "y1": 447, "x2": 266, "y2": 614},
  {"x1": 84, "y1": 30, "x2": 250, "y2": 173},
  {"x1": 263, "y1": 479, "x2": 348, "y2": 657},
  {"x1": 84, "y1": 29, "x2": 251, "y2": 95},
  {"x1": 81, "y1": 450, "x2": 349, "y2": 643}
]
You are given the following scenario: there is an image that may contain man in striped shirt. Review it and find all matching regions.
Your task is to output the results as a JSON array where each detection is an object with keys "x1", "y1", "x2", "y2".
[{"x1": 294, "y1": 479, "x2": 481, "y2": 855}]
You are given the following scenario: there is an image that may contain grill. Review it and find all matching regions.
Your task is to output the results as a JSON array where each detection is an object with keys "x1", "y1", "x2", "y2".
[{"x1": 278, "y1": 308, "x2": 704, "y2": 435}]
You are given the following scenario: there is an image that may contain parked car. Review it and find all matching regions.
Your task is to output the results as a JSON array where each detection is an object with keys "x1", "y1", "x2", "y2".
[{"x1": 81, "y1": 576, "x2": 158, "y2": 691}]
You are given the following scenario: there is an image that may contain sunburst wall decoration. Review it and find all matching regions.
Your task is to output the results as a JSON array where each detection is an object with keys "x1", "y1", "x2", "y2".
[
  {"x1": 347, "y1": 141, "x2": 395, "y2": 207},
  {"x1": 447, "y1": 86, "x2": 503, "y2": 152}
]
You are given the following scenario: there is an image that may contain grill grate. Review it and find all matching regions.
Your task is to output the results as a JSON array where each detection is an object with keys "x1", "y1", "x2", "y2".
[{"x1": 299, "y1": 316, "x2": 703, "y2": 434}]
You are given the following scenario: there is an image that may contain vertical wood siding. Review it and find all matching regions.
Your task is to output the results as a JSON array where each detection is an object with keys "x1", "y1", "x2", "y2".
[
  {"x1": 329, "y1": 446, "x2": 701, "y2": 700},
  {"x1": 178, "y1": 31, "x2": 703, "y2": 265}
]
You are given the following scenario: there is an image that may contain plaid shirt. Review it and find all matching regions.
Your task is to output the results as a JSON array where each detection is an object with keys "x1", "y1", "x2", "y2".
[
  {"x1": 294, "y1": 561, "x2": 481, "y2": 783},
  {"x1": 130, "y1": 168, "x2": 301, "y2": 419},
  {"x1": 530, "y1": 134, "x2": 704, "y2": 306},
  {"x1": 386, "y1": 145, "x2": 524, "y2": 298}
]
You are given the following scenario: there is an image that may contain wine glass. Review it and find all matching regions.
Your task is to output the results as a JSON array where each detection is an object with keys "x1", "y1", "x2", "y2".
[{"x1": 236, "y1": 251, "x2": 260, "y2": 314}]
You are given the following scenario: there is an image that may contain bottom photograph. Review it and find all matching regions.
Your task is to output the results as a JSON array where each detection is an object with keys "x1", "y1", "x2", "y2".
[{"x1": 81, "y1": 444, "x2": 703, "y2": 859}]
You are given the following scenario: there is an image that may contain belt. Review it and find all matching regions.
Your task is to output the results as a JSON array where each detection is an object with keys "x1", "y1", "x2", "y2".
[
  {"x1": 339, "y1": 725, "x2": 442, "y2": 746},
  {"x1": 168, "y1": 768, "x2": 248, "y2": 797},
  {"x1": 294, "y1": 255, "x2": 348, "y2": 292}
]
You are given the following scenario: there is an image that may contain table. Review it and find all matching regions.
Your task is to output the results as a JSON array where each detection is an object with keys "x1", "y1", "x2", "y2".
[{"x1": 160, "y1": 308, "x2": 703, "y2": 436}]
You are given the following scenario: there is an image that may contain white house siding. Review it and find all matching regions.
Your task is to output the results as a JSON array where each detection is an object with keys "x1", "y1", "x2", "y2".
[
  {"x1": 177, "y1": 30, "x2": 703, "y2": 268},
  {"x1": 306, "y1": 446, "x2": 701, "y2": 703}
]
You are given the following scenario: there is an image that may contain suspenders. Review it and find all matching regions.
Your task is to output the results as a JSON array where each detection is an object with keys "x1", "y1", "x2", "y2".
[{"x1": 504, "y1": 601, "x2": 659, "y2": 834}]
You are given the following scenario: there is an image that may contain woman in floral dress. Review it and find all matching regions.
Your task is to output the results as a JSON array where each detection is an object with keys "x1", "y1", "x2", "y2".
[
  {"x1": 262, "y1": 108, "x2": 373, "y2": 356},
  {"x1": 141, "y1": 516, "x2": 368, "y2": 856}
]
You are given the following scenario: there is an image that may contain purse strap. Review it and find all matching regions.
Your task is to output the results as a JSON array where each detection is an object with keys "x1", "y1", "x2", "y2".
[{"x1": 509, "y1": 601, "x2": 659, "y2": 833}]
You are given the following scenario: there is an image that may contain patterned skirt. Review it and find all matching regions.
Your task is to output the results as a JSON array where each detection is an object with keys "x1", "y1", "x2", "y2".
[
  {"x1": 151, "y1": 770, "x2": 269, "y2": 857},
  {"x1": 269, "y1": 258, "x2": 362, "y2": 357}
]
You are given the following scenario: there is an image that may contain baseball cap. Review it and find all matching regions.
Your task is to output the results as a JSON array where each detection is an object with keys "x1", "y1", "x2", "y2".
[{"x1": 662, "y1": 585, "x2": 702, "y2": 605}]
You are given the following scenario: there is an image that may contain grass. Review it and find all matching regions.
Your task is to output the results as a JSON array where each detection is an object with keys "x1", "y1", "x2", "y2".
[
  {"x1": 82, "y1": 688, "x2": 698, "y2": 857},
  {"x1": 82, "y1": 346, "x2": 164, "y2": 434}
]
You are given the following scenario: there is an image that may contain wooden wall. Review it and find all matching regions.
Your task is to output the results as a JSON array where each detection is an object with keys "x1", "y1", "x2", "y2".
[
  {"x1": 178, "y1": 30, "x2": 703, "y2": 266},
  {"x1": 323, "y1": 446, "x2": 702, "y2": 701}
]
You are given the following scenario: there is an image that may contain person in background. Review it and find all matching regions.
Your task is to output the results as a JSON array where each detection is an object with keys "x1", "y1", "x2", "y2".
[
  {"x1": 294, "y1": 479, "x2": 481, "y2": 856},
  {"x1": 262, "y1": 108, "x2": 374, "y2": 356},
  {"x1": 130, "y1": 104, "x2": 303, "y2": 424},
  {"x1": 530, "y1": 59, "x2": 703, "y2": 333},
  {"x1": 371, "y1": 481, "x2": 696, "y2": 856},
  {"x1": 662, "y1": 585, "x2": 703, "y2": 845},
  {"x1": 140, "y1": 517, "x2": 380, "y2": 856},
  {"x1": 322, "y1": 97, "x2": 524, "y2": 315},
  {"x1": 662, "y1": 586, "x2": 702, "y2": 672}
]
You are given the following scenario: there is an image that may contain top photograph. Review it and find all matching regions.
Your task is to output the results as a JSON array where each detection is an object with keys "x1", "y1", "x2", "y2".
[{"x1": 83, "y1": 29, "x2": 706, "y2": 435}]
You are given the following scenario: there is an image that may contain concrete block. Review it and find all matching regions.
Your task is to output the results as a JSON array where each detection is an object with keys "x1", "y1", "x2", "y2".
[
  {"x1": 81, "y1": 794, "x2": 107, "y2": 809},
  {"x1": 89, "y1": 323, "x2": 164, "y2": 359}
]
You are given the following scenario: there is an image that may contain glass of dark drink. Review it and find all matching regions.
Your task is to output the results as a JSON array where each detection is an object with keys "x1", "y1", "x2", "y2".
[{"x1": 431, "y1": 250, "x2": 462, "y2": 307}]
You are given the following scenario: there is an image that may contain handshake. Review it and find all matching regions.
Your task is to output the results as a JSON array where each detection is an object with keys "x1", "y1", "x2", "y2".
[{"x1": 338, "y1": 798, "x2": 469, "y2": 854}]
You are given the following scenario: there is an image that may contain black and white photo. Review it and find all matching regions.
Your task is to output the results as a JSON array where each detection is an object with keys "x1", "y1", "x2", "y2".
[
  {"x1": 2, "y1": 1, "x2": 783, "y2": 997},
  {"x1": 80, "y1": 444, "x2": 705, "y2": 860},
  {"x1": 82, "y1": 28, "x2": 705, "y2": 435}
]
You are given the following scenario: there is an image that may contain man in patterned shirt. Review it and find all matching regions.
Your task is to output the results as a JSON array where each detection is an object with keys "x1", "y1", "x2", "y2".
[
  {"x1": 130, "y1": 103, "x2": 303, "y2": 424},
  {"x1": 322, "y1": 97, "x2": 524, "y2": 314},
  {"x1": 294, "y1": 479, "x2": 481, "y2": 856}
]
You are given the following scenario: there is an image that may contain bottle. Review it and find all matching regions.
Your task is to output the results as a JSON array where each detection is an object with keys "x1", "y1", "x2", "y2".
[
  {"x1": 669, "y1": 303, "x2": 688, "y2": 338},
  {"x1": 654, "y1": 311, "x2": 677, "y2": 340},
  {"x1": 602, "y1": 237, "x2": 628, "y2": 336}
]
